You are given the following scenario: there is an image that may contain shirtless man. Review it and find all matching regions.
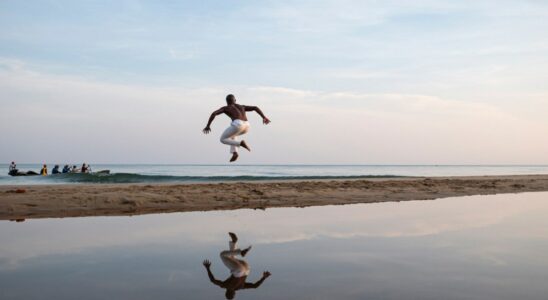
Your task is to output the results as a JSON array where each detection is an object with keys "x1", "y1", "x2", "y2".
[
  {"x1": 203, "y1": 94, "x2": 270, "y2": 162},
  {"x1": 202, "y1": 232, "x2": 271, "y2": 299}
]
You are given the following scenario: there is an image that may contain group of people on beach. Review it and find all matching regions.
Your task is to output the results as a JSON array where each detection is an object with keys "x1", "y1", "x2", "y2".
[{"x1": 9, "y1": 161, "x2": 92, "y2": 176}]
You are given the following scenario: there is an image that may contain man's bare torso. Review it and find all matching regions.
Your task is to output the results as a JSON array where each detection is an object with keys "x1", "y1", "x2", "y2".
[
  {"x1": 223, "y1": 104, "x2": 248, "y2": 121},
  {"x1": 222, "y1": 275, "x2": 247, "y2": 290}
]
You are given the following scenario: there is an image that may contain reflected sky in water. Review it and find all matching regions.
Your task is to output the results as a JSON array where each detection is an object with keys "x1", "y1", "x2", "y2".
[{"x1": 1, "y1": 192, "x2": 548, "y2": 299}]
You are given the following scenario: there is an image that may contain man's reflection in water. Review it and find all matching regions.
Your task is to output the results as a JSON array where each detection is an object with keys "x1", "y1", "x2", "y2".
[{"x1": 203, "y1": 232, "x2": 271, "y2": 299}]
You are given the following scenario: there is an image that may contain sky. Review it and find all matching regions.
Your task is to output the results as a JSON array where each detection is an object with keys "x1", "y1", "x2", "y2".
[{"x1": 1, "y1": 0, "x2": 547, "y2": 164}]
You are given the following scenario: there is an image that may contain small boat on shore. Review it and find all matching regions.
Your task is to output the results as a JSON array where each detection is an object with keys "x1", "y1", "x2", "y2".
[
  {"x1": 67, "y1": 170, "x2": 111, "y2": 175},
  {"x1": 8, "y1": 170, "x2": 39, "y2": 176}
]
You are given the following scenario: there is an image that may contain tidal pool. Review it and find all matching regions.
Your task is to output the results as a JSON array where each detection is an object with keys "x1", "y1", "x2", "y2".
[{"x1": 1, "y1": 192, "x2": 548, "y2": 299}]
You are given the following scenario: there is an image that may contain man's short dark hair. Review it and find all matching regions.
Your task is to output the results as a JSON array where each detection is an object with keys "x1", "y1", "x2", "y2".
[{"x1": 226, "y1": 94, "x2": 235, "y2": 104}]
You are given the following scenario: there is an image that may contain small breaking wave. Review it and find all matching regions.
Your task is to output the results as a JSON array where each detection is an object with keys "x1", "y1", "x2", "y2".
[{"x1": 40, "y1": 173, "x2": 404, "y2": 184}]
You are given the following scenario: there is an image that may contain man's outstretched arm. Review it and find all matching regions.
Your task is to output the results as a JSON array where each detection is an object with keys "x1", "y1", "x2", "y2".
[
  {"x1": 243, "y1": 271, "x2": 271, "y2": 289},
  {"x1": 203, "y1": 107, "x2": 225, "y2": 134},
  {"x1": 244, "y1": 106, "x2": 270, "y2": 124},
  {"x1": 203, "y1": 260, "x2": 223, "y2": 287}
]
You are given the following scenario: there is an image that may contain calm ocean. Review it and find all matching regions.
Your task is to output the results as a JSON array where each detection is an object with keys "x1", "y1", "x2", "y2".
[{"x1": 2, "y1": 164, "x2": 548, "y2": 185}]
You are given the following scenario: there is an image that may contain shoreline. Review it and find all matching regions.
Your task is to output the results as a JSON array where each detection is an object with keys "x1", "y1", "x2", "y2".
[{"x1": 2, "y1": 174, "x2": 548, "y2": 220}]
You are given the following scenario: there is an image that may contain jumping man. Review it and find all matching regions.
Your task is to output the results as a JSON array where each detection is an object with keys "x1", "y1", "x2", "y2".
[{"x1": 203, "y1": 94, "x2": 270, "y2": 162}]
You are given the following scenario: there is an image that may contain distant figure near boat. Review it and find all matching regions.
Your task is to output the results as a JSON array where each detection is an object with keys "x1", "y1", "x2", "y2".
[
  {"x1": 40, "y1": 164, "x2": 48, "y2": 176},
  {"x1": 203, "y1": 94, "x2": 270, "y2": 162},
  {"x1": 203, "y1": 232, "x2": 271, "y2": 299},
  {"x1": 52, "y1": 165, "x2": 61, "y2": 174},
  {"x1": 8, "y1": 161, "x2": 17, "y2": 175}
]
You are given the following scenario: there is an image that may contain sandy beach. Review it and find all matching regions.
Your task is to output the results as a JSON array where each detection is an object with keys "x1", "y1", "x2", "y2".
[{"x1": 1, "y1": 174, "x2": 547, "y2": 220}]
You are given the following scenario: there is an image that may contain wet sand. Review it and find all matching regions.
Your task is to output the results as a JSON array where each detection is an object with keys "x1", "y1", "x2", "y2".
[{"x1": 1, "y1": 175, "x2": 548, "y2": 220}]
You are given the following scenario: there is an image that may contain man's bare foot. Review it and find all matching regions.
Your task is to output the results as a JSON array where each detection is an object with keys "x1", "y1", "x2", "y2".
[
  {"x1": 240, "y1": 140, "x2": 251, "y2": 152},
  {"x1": 229, "y1": 232, "x2": 238, "y2": 243},
  {"x1": 241, "y1": 246, "x2": 252, "y2": 257},
  {"x1": 230, "y1": 152, "x2": 239, "y2": 162}
]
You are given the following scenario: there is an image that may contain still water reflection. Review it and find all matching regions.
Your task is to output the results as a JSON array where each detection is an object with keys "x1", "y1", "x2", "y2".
[
  {"x1": 203, "y1": 232, "x2": 271, "y2": 299},
  {"x1": 1, "y1": 192, "x2": 548, "y2": 299}
]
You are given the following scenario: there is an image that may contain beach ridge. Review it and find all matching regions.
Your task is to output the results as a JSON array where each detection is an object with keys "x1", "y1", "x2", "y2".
[{"x1": 2, "y1": 174, "x2": 548, "y2": 220}]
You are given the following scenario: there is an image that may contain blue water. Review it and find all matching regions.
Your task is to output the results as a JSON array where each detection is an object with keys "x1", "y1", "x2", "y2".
[{"x1": 2, "y1": 164, "x2": 548, "y2": 185}]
